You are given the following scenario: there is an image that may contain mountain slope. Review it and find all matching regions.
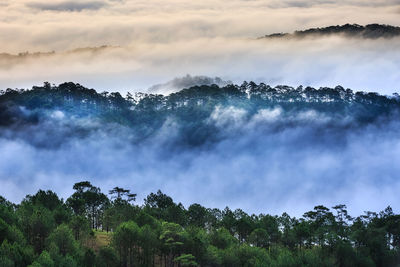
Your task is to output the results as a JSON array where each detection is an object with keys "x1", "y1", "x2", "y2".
[
  {"x1": 260, "y1": 24, "x2": 400, "y2": 39},
  {"x1": 0, "y1": 82, "x2": 399, "y2": 148}
]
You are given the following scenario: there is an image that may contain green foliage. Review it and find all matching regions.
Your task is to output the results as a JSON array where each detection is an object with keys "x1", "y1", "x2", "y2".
[
  {"x1": 97, "y1": 246, "x2": 117, "y2": 267},
  {"x1": 0, "y1": 239, "x2": 34, "y2": 266},
  {"x1": 29, "y1": 250, "x2": 54, "y2": 267},
  {"x1": 273, "y1": 247, "x2": 298, "y2": 267},
  {"x1": 46, "y1": 224, "x2": 78, "y2": 257},
  {"x1": 66, "y1": 181, "x2": 109, "y2": 229},
  {"x1": 69, "y1": 215, "x2": 91, "y2": 241},
  {"x1": 58, "y1": 255, "x2": 78, "y2": 267},
  {"x1": 112, "y1": 221, "x2": 140, "y2": 266},
  {"x1": 210, "y1": 227, "x2": 237, "y2": 250},
  {"x1": 187, "y1": 204, "x2": 208, "y2": 228},
  {"x1": 173, "y1": 253, "x2": 197, "y2": 266},
  {"x1": 82, "y1": 248, "x2": 96, "y2": 267},
  {"x1": 17, "y1": 204, "x2": 55, "y2": 254},
  {"x1": 139, "y1": 224, "x2": 159, "y2": 266},
  {"x1": 1, "y1": 182, "x2": 400, "y2": 266},
  {"x1": 182, "y1": 226, "x2": 209, "y2": 265},
  {"x1": 2, "y1": 81, "x2": 400, "y2": 148},
  {"x1": 160, "y1": 221, "x2": 185, "y2": 251},
  {"x1": 249, "y1": 228, "x2": 270, "y2": 248}
]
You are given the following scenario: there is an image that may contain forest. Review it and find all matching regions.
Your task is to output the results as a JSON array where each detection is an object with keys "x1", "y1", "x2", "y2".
[
  {"x1": 1, "y1": 83, "x2": 400, "y2": 266},
  {"x1": 1, "y1": 81, "x2": 399, "y2": 149},
  {"x1": 0, "y1": 182, "x2": 399, "y2": 267},
  {"x1": 1, "y1": 0, "x2": 400, "y2": 265},
  {"x1": 0, "y1": 81, "x2": 398, "y2": 159}
]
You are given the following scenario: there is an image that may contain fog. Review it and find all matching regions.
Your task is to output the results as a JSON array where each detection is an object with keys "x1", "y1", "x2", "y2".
[
  {"x1": 1, "y1": 36, "x2": 400, "y2": 95},
  {"x1": 1, "y1": 101, "x2": 400, "y2": 217},
  {"x1": 0, "y1": 0, "x2": 399, "y2": 94},
  {"x1": 1, "y1": 0, "x2": 400, "y2": 216}
]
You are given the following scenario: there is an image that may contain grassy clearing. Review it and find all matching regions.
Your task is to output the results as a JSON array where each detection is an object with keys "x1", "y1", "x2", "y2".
[{"x1": 85, "y1": 230, "x2": 112, "y2": 252}]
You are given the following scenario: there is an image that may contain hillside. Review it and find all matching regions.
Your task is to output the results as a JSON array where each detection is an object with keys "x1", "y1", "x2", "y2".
[
  {"x1": 1, "y1": 82, "x2": 399, "y2": 148},
  {"x1": 260, "y1": 24, "x2": 400, "y2": 39}
]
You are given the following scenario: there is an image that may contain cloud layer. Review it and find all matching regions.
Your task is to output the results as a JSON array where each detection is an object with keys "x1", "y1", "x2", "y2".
[
  {"x1": 0, "y1": 0, "x2": 399, "y2": 94},
  {"x1": 1, "y1": 1, "x2": 400, "y2": 216},
  {"x1": 1, "y1": 86, "x2": 400, "y2": 216},
  {"x1": 2, "y1": 108, "x2": 400, "y2": 217},
  {"x1": 0, "y1": 36, "x2": 399, "y2": 95},
  {"x1": 26, "y1": 1, "x2": 107, "y2": 11}
]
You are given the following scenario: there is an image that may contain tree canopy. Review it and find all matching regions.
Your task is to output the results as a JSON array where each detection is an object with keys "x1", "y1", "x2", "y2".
[{"x1": 0, "y1": 182, "x2": 399, "y2": 266}]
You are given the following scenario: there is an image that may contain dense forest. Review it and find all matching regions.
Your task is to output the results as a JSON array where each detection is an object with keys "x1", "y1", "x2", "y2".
[
  {"x1": 260, "y1": 24, "x2": 400, "y2": 39},
  {"x1": 1, "y1": 83, "x2": 400, "y2": 266},
  {"x1": 1, "y1": 81, "x2": 399, "y2": 148},
  {"x1": 0, "y1": 182, "x2": 399, "y2": 267}
]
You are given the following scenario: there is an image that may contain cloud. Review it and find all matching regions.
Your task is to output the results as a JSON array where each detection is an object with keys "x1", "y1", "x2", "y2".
[
  {"x1": 0, "y1": 36, "x2": 399, "y2": 95},
  {"x1": 26, "y1": 1, "x2": 107, "y2": 12},
  {"x1": 265, "y1": 0, "x2": 400, "y2": 8},
  {"x1": 0, "y1": 0, "x2": 398, "y2": 96},
  {"x1": 0, "y1": 0, "x2": 400, "y2": 216},
  {"x1": 209, "y1": 106, "x2": 247, "y2": 129},
  {"x1": 1, "y1": 0, "x2": 400, "y2": 52},
  {"x1": 1, "y1": 97, "x2": 400, "y2": 216}
]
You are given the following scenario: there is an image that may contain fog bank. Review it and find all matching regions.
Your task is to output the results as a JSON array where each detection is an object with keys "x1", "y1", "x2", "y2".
[{"x1": 1, "y1": 95, "x2": 400, "y2": 216}]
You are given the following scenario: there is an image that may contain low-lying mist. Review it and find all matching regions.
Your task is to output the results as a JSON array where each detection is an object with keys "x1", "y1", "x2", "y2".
[
  {"x1": 2, "y1": 0, "x2": 400, "y2": 96},
  {"x1": 1, "y1": 35, "x2": 399, "y2": 95},
  {"x1": 1, "y1": 83, "x2": 400, "y2": 216}
]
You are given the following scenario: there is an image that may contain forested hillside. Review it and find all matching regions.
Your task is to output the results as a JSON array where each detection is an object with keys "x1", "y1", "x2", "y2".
[
  {"x1": 260, "y1": 24, "x2": 400, "y2": 39},
  {"x1": 2, "y1": 83, "x2": 400, "y2": 266},
  {"x1": 1, "y1": 182, "x2": 400, "y2": 267},
  {"x1": 1, "y1": 81, "x2": 399, "y2": 147}
]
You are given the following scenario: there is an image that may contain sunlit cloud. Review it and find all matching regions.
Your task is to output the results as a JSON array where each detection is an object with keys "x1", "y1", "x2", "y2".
[{"x1": 0, "y1": 36, "x2": 399, "y2": 95}]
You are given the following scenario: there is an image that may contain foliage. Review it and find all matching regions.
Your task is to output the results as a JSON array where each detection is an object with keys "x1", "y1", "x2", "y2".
[
  {"x1": 1, "y1": 81, "x2": 400, "y2": 149},
  {"x1": 0, "y1": 181, "x2": 400, "y2": 265}
]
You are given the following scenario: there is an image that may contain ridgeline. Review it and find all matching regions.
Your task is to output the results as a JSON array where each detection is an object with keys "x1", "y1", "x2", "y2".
[{"x1": 260, "y1": 24, "x2": 400, "y2": 39}]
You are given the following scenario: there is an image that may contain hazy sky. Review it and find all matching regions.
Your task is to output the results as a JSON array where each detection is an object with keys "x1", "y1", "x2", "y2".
[{"x1": 0, "y1": 0, "x2": 399, "y2": 93}]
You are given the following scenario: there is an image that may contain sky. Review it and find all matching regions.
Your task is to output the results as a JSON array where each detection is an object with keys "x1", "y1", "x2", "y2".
[
  {"x1": 1, "y1": 0, "x2": 400, "y2": 216},
  {"x1": 0, "y1": 0, "x2": 399, "y2": 94}
]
